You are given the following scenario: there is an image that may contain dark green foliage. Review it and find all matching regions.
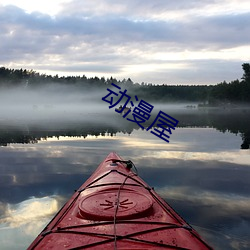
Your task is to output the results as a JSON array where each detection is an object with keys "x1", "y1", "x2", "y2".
[
  {"x1": 209, "y1": 64, "x2": 250, "y2": 104},
  {"x1": 0, "y1": 63, "x2": 249, "y2": 104},
  {"x1": 242, "y1": 63, "x2": 250, "y2": 82}
]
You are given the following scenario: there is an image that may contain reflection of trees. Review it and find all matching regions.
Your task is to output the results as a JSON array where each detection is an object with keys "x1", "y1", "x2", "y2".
[
  {"x1": 0, "y1": 129, "x2": 38, "y2": 146},
  {"x1": 175, "y1": 109, "x2": 250, "y2": 150},
  {"x1": 0, "y1": 114, "x2": 136, "y2": 146},
  {"x1": 0, "y1": 109, "x2": 250, "y2": 149},
  {"x1": 241, "y1": 134, "x2": 250, "y2": 149}
]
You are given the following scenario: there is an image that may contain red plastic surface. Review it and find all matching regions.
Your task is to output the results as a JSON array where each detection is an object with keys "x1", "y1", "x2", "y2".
[
  {"x1": 78, "y1": 188, "x2": 153, "y2": 220},
  {"x1": 27, "y1": 152, "x2": 213, "y2": 250}
]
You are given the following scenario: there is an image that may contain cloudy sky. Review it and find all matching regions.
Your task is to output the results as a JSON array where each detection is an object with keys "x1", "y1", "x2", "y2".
[{"x1": 0, "y1": 0, "x2": 250, "y2": 85}]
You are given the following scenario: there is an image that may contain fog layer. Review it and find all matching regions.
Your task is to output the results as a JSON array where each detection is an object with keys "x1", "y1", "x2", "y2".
[{"x1": 0, "y1": 85, "x2": 108, "y2": 123}]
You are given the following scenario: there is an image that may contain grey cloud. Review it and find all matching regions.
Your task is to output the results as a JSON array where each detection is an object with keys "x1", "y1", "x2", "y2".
[
  {"x1": 185, "y1": 13, "x2": 250, "y2": 49},
  {"x1": 131, "y1": 59, "x2": 244, "y2": 85},
  {"x1": 1, "y1": 4, "x2": 249, "y2": 50},
  {"x1": 59, "y1": 0, "x2": 216, "y2": 18},
  {"x1": 39, "y1": 64, "x2": 121, "y2": 73},
  {"x1": 0, "y1": 3, "x2": 249, "y2": 83}
]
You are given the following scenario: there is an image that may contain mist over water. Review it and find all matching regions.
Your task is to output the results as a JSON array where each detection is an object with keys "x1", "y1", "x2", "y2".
[
  {"x1": 1, "y1": 84, "x2": 250, "y2": 148},
  {"x1": 0, "y1": 85, "x2": 109, "y2": 123},
  {"x1": 0, "y1": 84, "x2": 184, "y2": 146},
  {"x1": 0, "y1": 85, "x2": 196, "y2": 125}
]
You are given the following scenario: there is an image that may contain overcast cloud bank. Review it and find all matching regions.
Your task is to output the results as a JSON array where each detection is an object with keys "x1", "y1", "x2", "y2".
[{"x1": 0, "y1": 0, "x2": 250, "y2": 84}]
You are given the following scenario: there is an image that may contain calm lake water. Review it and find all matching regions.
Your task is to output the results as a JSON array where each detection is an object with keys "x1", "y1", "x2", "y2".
[{"x1": 0, "y1": 105, "x2": 250, "y2": 250}]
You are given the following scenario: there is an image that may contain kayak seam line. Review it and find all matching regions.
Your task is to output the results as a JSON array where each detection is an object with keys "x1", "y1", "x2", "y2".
[
  {"x1": 147, "y1": 190, "x2": 213, "y2": 249},
  {"x1": 148, "y1": 189, "x2": 186, "y2": 225},
  {"x1": 27, "y1": 154, "x2": 213, "y2": 250},
  {"x1": 39, "y1": 192, "x2": 82, "y2": 238},
  {"x1": 39, "y1": 170, "x2": 146, "y2": 241},
  {"x1": 29, "y1": 191, "x2": 82, "y2": 249},
  {"x1": 83, "y1": 170, "x2": 114, "y2": 189}
]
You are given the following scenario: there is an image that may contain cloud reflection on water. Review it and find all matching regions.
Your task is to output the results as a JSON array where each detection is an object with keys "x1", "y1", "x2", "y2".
[
  {"x1": 0, "y1": 196, "x2": 62, "y2": 250},
  {"x1": 0, "y1": 127, "x2": 249, "y2": 249},
  {"x1": 0, "y1": 196, "x2": 59, "y2": 228}
]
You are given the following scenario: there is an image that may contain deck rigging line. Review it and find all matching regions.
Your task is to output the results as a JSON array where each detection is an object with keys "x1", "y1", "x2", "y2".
[
  {"x1": 112, "y1": 159, "x2": 138, "y2": 249},
  {"x1": 35, "y1": 159, "x2": 212, "y2": 250}
]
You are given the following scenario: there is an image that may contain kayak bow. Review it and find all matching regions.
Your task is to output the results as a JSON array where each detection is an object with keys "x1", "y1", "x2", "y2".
[{"x1": 28, "y1": 152, "x2": 213, "y2": 249}]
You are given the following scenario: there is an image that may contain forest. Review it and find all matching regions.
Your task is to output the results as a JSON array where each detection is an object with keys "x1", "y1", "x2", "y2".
[{"x1": 0, "y1": 63, "x2": 249, "y2": 105}]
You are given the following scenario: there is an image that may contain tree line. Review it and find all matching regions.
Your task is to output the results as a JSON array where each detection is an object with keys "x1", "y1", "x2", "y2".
[
  {"x1": 208, "y1": 63, "x2": 250, "y2": 105},
  {"x1": 0, "y1": 63, "x2": 249, "y2": 104}
]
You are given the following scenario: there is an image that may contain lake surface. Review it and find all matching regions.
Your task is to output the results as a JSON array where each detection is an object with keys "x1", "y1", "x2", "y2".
[{"x1": 0, "y1": 106, "x2": 250, "y2": 249}]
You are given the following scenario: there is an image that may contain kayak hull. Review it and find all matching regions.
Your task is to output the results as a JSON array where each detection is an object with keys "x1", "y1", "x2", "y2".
[{"x1": 28, "y1": 152, "x2": 213, "y2": 249}]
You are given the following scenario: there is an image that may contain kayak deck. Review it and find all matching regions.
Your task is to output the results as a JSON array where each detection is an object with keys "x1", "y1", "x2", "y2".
[{"x1": 28, "y1": 152, "x2": 213, "y2": 249}]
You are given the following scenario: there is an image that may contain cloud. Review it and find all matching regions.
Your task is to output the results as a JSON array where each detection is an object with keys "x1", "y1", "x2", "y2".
[
  {"x1": 3, "y1": 4, "x2": 249, "y2": 48},
  {"x1": 0, "y1": 196, "x2": 59, "y2": 229},
  {"x1": 58, "y1": 0, "x2": 246, "y2": 19},
  {"x1": 0, "y1": 1, "x2": 250, "y2": 84},
  {"x1": 0, "y1": 196, "x2": 61, "y2": 250},
  {"x1": 157, "y1": 186, "x2": 250, "y2": 217}
]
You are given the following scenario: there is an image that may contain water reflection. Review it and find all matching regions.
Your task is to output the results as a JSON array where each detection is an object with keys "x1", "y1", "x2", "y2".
[
  {"x1": 0, "y1": 196, "x2": 62, "y2": 250},
  {"x1": 1, "y1": 196, "x2": 59, "y2": 228},
  {"x1": 0, "y1": 108, "x2": 250, "y2": 149},
  {"x1": 0, "y1": 114, "x2": 250, "y2": 249}
]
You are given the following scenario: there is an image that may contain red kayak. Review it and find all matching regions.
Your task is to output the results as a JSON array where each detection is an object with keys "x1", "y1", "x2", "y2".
[{"x1": 28, "y1": 152, "x2": 213, "y2": 249}]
